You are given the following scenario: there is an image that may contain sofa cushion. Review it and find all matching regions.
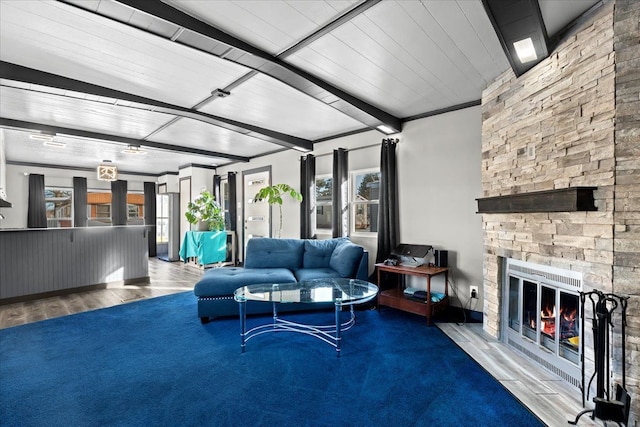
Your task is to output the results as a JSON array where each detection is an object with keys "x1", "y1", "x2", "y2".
[
  {"x1": 294, "y1": 267, "x2": 342, "y2": 281},
  {"x1": 244, "y1": 238, "x2": 304, "y2": 270},
  {"x1": 194, "y1": 267, "x2": 296, "y2": 296},
  {"x1": 303, "y1": 238, "x2": 348, "y2": 268},
  {"x1": 329, "y1": 241, "x2": 364, "y2": 278}
]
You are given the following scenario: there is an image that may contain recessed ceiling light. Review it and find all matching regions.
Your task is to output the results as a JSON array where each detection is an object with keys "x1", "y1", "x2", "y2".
[
  {"x1": 513, "y1": 37, "x2": 537, "y2": 63},
  {"x1": 29, "y1": 133, "x2": 55, "y2": 141},
  {"x1": 376, "y1": 125, "x2": 396, "y2": 135},
  {"x1": 292, "y1": 145, "x2": 311, "y2": 152},
  {"x1": 122, "y1": 145, "x2": 147, "y2": 155},
  {"x1": 43, "y1": 140, "x2": 66, "y2": 148}
]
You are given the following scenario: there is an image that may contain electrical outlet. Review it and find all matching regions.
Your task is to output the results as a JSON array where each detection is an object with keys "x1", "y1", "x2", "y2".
[{"x1": 470, "y1": 286, "x2": 478, "y2": 299}]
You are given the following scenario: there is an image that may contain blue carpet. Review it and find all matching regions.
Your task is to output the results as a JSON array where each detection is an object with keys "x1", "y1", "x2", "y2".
[{"x1": 0, "y1": 292, "x2": 543, "y2": 427}]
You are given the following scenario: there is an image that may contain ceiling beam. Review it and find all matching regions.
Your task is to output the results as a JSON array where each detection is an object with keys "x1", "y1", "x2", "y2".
[
  {"x1": 482, "y1": 0, "x2": 549, "y2": 77},
  {"x1": 0, "y1": 61, "x2": 313, "y2": 152},
  {"x1": 0, "y1": 118, "x2": 250, "y2": 162},
  {"x1": 276, "y1": 0, "x2": 381, "y2": 58},
  {"x1": 107, "y1": 0, "x2": 402, "y2": 134}
]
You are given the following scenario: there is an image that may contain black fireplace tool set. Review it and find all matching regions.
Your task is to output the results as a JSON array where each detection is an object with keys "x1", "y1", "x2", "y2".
[{"x1": 569, "y1": 290, "x2": 631, "y2": 426}]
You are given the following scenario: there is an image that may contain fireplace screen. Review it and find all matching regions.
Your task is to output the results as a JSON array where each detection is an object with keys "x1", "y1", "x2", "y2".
[
  {"x1": 508, "y1": 277, "x2": 580, "y2": 363},
  {"x1": 504, "y1": 259, "x2": 583, "y2": 387}
]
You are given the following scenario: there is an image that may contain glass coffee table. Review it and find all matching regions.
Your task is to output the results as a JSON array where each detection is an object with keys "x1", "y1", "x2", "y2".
[{"x1": 234, "y1": 278, "x2": 378, "y2": 357}]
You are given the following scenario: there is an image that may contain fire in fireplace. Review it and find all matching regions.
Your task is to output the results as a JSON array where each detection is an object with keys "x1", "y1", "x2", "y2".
[{"x1": 504, "y1": 259, "x2": 583, "y2": 388}]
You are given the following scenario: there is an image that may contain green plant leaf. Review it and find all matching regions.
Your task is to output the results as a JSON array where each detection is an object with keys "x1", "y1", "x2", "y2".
[
  {"x1": 184, "y1": 189, "x2": 225, "y2": 231},
  {"x1": 252, "y1": 183, "x2": 303, "y2": 237}
]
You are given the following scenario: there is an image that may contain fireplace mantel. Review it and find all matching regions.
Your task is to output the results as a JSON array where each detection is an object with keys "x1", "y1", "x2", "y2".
[{"x1": 476, "y1": 187, "x2": 597, "y2": 214}]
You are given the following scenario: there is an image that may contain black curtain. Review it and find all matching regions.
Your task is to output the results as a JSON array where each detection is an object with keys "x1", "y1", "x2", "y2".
[
  {"x1": 376, "y1": 139, "x2": 400, "y2": 263},
  {"x1": 144, "y1": 181, "x2": 157, "y2": 257},
  {"x1": 111, "y1": 180, "x2": 128, "y2": 226},
  {"x1": 332, "y1": 148, "x2": 348, "y2": 238},
  {"x1": 73, "y1": 177, "x2": 88, "y2": 227},
  {"x1": 213, "y1": 174, "x2": 222, "y2": 204},
  {"x1": 27, "y1": 174, "x2": 47, "y2": 228},
  {"x1": 228, "y1": 172, "x2": 237, "y2": 232},
  {"x1": 300, "y1": 154, "x2": 315, "y2": 239}
]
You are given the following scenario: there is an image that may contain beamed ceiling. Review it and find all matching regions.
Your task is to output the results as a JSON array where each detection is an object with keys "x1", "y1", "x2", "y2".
[{"x1": 0, "y1": 0, "x2": 601, "y2": 176}]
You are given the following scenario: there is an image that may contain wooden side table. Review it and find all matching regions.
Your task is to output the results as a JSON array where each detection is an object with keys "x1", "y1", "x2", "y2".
[{"x1": 375, "y1": 263, "x2": 449, "y2": 326}]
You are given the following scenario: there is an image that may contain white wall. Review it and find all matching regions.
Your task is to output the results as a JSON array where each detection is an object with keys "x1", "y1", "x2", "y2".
[
  {"x1": 218, "y1": 149, "x2": 301, "y2": 259},
  {"x1": 397, "y1": 107, "x2": 483, "y2": 309},
  {"x1": 0, "y1": 164, "x2": 157, "y2": 230},
  {"x1": 218, "y1": 106, "x2": 484, "y2": 309},
  {"x1": 0, "y1": 129, "x2": 6, "y2": 201},
  {"x1": 157, "y1": 174, "x2": 179, "y2": 193},
  {"x1": 188, "y1": 166, "x2": 214, "y2": 198}
]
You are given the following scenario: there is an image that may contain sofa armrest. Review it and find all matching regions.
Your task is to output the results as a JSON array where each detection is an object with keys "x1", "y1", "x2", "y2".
[{"x1": 355, "y1": 250, "x2": 369, "y2": 281}]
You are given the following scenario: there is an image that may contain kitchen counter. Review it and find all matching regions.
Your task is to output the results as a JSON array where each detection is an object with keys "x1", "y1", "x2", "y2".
[{"x1": 0, "y1": 226, "x2": 150, "y2": 302}]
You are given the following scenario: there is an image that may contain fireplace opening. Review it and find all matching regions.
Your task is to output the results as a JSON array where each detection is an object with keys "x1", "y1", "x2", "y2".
[{"x1": 503, "y1": 259, "x2": 583, "y2": 387}]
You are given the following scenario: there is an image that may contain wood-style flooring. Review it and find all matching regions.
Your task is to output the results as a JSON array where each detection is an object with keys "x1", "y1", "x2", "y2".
[{"x1": 0, "y1": 260, "x2": 598, "y2": 426}]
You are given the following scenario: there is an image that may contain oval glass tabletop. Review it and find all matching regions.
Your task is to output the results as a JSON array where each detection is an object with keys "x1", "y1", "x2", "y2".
[{"x1": 234, "y1": 278, "x2": 378, "y2": 306}]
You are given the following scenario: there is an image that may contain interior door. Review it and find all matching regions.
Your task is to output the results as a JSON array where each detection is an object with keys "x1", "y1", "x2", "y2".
[
  {"x1": 242, "y1": 168, "x2": 271, "y2": 257},
  {"x1": 179, "y1": 177, "x2": 191, "y2": 250}
]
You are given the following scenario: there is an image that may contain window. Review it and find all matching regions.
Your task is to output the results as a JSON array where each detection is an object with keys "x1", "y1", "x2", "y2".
[
  {"x1": 156, "y1": 194, "x2": 169, "y2": 244},
  {"x1": 87, "y1": 191, "x2": 111, "y2": 225},
  {"x1": 315, "y1": 176, "x2": 332, "y2": 230},
  {"x1": 351, "y1": 169, "x2": 380, "y2": 234},
  {"x1": 127, "y1": 192, "x2": 144, "y2": 225},
  {"x1": 86, "y1": 191, "x2": 144, "y2": 225},
  {"x1": 45, "y1": 187, "x2": 73, "y2": 228},
  {"x1": 222, "y1": 180, "x2": 230, "y2": 230}
]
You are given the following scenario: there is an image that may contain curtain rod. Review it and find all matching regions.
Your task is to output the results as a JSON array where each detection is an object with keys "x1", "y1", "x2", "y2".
[{"x1": 306, "y1": 139, "x2": 399, "y2": 159}]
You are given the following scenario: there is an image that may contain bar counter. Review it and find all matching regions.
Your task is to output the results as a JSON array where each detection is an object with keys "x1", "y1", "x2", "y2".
[{"x1": 0, "y1": 226, "x2": 150, "y2": 303}]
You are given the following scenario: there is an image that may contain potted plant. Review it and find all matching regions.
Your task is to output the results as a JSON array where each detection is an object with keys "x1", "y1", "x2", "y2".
[
  {"x1": 185, "y1": 189, "x2": 225, "y2": 231},
  {"x1": 254, "y1": 183, "x2": 302, "y2": 238}
]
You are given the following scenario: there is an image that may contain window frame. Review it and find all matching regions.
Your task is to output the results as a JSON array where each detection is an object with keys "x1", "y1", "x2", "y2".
[
  {"x1": 314, "y1": 174, "x2": 333, "y2": 232},
  {"x1": 45, "y1": 186, "x2": 74, "y2": 228},
  {"x1": 87, "y1": 189, "x2": 112, "y2": 226},
  {"x1": 221, "y1": 179, "x2": 230, "y2": 230},
  {"x1": 126, "y1": 190, "x2": 145, "y2": 225},
  {"x1": 349, "y1": 168, "x2": 380, "y2": 236}
]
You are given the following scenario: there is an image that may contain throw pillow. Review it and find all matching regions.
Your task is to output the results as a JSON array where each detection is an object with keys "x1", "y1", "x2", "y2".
[
  {"x1": 244, "y1": 238, "x2": 305, "y2": 270},
  {"x1": 303, "y1": 238, "x2": 348, "y2": 268},
  {"x1": 329, "y1": 241, "x2": 364, "y2": 278}
]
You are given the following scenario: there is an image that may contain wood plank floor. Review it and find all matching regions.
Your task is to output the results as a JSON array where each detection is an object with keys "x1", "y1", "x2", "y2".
[{"x1": 0, "y1": 260, "x2": 598, "y2": 426}]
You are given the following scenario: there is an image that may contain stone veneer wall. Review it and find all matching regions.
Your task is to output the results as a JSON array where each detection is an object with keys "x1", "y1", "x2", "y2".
[
  {"x1": 613, "y1": 1, "x2": 639, "y2": 422},
  {"x1": 480, "y1": 0, "x2": 638, "y2": 422}
]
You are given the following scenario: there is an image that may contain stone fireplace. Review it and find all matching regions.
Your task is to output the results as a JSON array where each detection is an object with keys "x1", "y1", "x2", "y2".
[{"x1": 480, "y1": 0, "x2": 638, "y2": 423}]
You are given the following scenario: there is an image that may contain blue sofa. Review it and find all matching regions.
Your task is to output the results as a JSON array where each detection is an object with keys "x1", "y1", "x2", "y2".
[{"x1": 194, "y1": 237, "x2": 368, "y2": 323}]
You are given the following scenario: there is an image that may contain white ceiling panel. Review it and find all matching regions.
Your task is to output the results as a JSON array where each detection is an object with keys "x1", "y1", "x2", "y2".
[
  {"x1": 0, "y1": 0, "x2": 601, "y2": 176},
  {"x1": 200, "y1": 74, "x2": 364, "y2": 140},
  {"x1": 421, "y1": 1, "x2": 509, "y2": 84},
  {"x1": 151, "y1": 117, "x2": 282, "y2": 158},
  {"x1": 3, "y1": 128, "x2": 228, "y2": 175},
  {"x1": 164, "y1": 0, "x2": 359, "y2": 55},
  {"x1": 0, "y1": 0, "x2": 250, "y2": 108},
  {"x1": 0, "y1": 86, "x2": 173, "y2": 139},
  {"x1": 539, "y1": 0, "x2": 601, "y2": 37},
  {"x1": 285, "y1": 0, "x2": 508, "y2": 118}
]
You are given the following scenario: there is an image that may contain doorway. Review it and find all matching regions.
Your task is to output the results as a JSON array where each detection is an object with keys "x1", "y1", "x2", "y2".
[
  {"x1": 242, "y1": 167, "x2": 271, "y2": 260},
  {"x1": 179, "y1": 177, "x2": 191, "y2": 251}
]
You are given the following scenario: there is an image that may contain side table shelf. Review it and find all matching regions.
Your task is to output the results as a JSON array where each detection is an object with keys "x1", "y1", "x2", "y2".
[{"x1": 375, "y1": 263, "x2": 449, "y2": 326}]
